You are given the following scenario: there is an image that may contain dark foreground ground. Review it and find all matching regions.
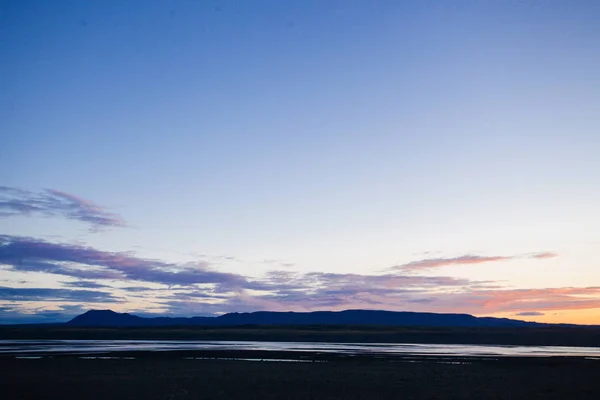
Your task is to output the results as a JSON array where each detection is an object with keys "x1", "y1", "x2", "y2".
[
  {"x1": 2, "y1": 353, "x2": 599, "y2": 400},
  {"x1": 2, "y1": 324, "x2": 600, "y2": 346}
]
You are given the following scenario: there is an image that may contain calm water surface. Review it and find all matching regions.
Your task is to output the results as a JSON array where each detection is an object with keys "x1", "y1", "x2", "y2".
[{"x1": 1, "y1": 340, "x2": 599, "y2": 358}]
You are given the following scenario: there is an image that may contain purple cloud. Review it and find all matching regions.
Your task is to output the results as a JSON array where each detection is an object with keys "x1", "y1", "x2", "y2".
[
  {"x1": 530, "y1": 252, "x2": 558, "y2": 259},
  {"x1": 396, "y1": 255, "x2": 512, "y2": 272},
  {"x1": 515, "y1": 311, "x2": 545, "y2": 316},
  {"x1": 0, "y1": 235, "x2": 255, "y2": 288},
  {"x1": 0, "y1": 235, "x2": 496, "y2": 315},
  {"x1": 2, "y1": 235, "x2": 593, "y2": 320},
  {"x1": 61, "y1": 281, "x2": 110, "y2": 289},
  {"x1": 0, "y1": 186, "x2": 126, "y2": 231},
  {"x1": 395, "y1": 252, "x2": 558, "y2": 272},
  {"x1": 0, "y1": 286, "x2": 119, "y2": 303}
]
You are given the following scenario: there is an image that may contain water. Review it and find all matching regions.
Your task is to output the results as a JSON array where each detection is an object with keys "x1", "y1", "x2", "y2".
[{"x1": 1, "y1": 340, "x2": 599, "y2": 358}]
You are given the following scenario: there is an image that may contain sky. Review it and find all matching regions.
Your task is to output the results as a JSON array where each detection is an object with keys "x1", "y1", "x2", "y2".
[{"x1": 1, "y1": 0, "x2": 599, "y2": 324}]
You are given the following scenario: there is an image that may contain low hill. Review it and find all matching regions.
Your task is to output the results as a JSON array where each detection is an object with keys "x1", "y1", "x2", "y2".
[{"x1": 67, "y1": 309, "x2": 545, "y2": 328}]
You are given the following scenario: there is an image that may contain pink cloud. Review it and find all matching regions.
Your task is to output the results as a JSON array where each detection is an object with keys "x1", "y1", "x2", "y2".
[
  {"x1": 395, "y1": 251, "x2": 559, "y2": 272},
  {"x1": 530, "y1": 252, "x2": 558, "y2": 259},
  {"x1": 396, "y1": 255, "x2": 512, "y2": 272}
]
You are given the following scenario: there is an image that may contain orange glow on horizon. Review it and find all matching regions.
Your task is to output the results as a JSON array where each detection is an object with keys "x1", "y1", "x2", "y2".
[{"x1": 483, "y1": 308, "x2": 600, "y2": 325}]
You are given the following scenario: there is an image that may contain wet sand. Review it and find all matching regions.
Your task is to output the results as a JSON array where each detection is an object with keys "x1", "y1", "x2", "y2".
[{"x1": 2, "y1": 352, "x2": 599, "y2": 400}]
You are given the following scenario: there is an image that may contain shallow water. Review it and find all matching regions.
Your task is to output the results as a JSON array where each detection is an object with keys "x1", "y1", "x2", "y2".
[{"x1": 1, "y1": 340, "x2": 599, "y2": 358}]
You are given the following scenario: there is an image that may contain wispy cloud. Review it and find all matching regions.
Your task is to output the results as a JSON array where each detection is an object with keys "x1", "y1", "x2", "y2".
[
  {"x1": 0, "y1": 235, "x2": 254, "y2": 288},
  {"x1": 0, "y1": 286, "x2": 119, "y2": 302},
  {"x1": 530, "y1": 252, "x2": 558, "y2": 259},
  {"x1": 394, "y1": 252, "x2": 558, "y2": 272},
  {"x1": 61, "y1": 281, "x2": 110, "y2": 289},
  {"x1": 0, "y1": 187, "x2": 126, "y2": 231},
  {"x1": 515, "y1": 311, "x2": 545, "y2": 316},
  {"x1": 396, "y1": 255, "x2": 511, "y2": 272}
]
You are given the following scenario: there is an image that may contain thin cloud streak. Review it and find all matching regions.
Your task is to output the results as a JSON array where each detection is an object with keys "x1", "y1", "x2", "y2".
[
  {"x1": 516, "y1": 311, "x2": 545, "y2": 316},
  {"x1": 61, "y1": 281, "x2": 110, "y2": 289},
  {"x1": 0, "y1": 235, "x2": 249, "y2": 288},
  {"x1": 396, "y1": 255, "x2": 512, "y2": 272},
  {"x1": 531, "y1": 252, "x2": 558, "y2": 259},
  {"x1": 0, "y1": 186, "x2": 126, "y2": 231},
  {"x1": 394, "y1": 252, "x2": 558, "y2": 272},
  {"x1": 0, "y1": 286, "x2": 119, "y2": 303}
]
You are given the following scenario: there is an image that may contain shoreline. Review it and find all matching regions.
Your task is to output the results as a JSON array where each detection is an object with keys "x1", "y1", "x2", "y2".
[
  {"x1": 2, "y1": 348, "x2": 600, "y2": 364},
  {"x1": 2, "y1": 324, "x2": 600, "y2": 347}
]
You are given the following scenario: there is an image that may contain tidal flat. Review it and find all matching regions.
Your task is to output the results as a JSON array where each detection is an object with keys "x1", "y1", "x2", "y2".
[
  {"x1": 2, "y1": 353, "x2": 599, "y2": 400},
  {"x1": 2, "y1": 326, "x2": 599, "y2": 399}
]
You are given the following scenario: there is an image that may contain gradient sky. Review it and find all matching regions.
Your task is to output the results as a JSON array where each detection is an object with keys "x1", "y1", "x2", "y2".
[{"x1": 1, "y1": 0, "x2": 599, "y2": 324}]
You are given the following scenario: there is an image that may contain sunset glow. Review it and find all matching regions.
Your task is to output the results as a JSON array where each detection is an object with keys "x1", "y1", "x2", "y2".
[{"x1": 2, "y1": 0, "x2": 599, "y2": 325}]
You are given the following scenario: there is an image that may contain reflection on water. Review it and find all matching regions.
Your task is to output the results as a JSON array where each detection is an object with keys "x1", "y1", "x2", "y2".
[
  {"x1": 1, "y1": 340, "x2": 599, "y2": 358},
  {"x1": 183, "y1": 357, "x2": 316, "y2": 363},
  {"x1": 79, "y1": 356, "x2": 136, "y2": 360}
]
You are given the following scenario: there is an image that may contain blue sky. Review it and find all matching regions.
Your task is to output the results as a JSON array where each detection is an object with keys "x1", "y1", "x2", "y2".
[{"x1": 1, "y1": 0, "x2": 600, "y2": 324}]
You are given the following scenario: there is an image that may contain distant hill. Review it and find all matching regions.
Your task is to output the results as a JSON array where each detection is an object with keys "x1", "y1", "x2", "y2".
[{"x1": 67, "y1": 309, "x2": 545, "y2": 328}]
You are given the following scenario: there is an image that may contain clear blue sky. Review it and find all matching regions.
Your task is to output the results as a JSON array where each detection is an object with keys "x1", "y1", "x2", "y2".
[{"x1": 1, "y1": 0, "x2": 599, "y2": 324}]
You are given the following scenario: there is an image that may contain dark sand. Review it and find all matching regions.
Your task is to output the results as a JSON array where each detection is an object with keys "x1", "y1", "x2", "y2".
[{"x1": 2, "y1": 352, "x2": 599, "y2": 400}]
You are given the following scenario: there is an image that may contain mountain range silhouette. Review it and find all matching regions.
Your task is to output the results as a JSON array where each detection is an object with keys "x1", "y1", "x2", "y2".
[{"x1": 67, "y1": 309, "x2": 548, "y2": 327}]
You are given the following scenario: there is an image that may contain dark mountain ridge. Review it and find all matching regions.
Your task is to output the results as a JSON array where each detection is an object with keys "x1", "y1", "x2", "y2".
[{"x1": 67, "y1": 309, "x2": 551, "y2": 328}]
